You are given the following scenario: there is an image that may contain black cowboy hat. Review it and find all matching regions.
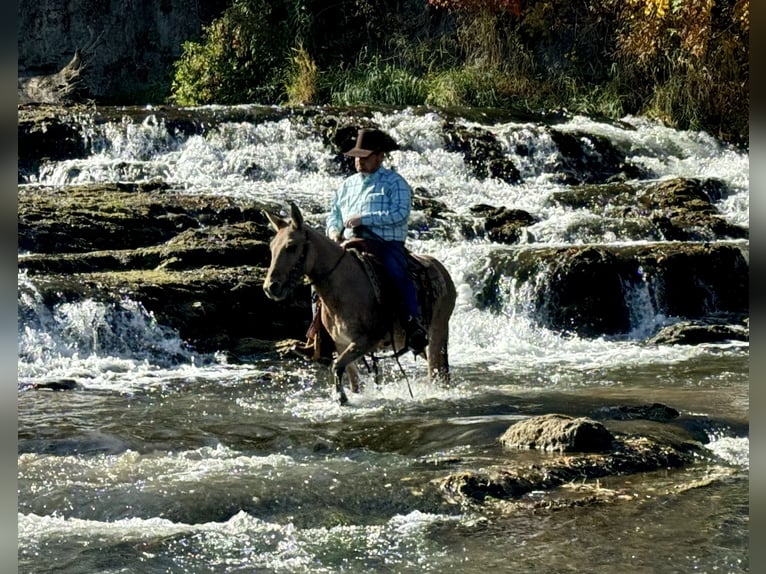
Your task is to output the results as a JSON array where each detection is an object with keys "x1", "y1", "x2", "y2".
[{"x1": 343, "y1": 128, "x2": 400, "y2": 158}]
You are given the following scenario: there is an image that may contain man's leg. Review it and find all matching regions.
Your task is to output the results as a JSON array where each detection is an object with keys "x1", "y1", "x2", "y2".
[{"x1": 383, "y1": 243, "x2": 427, "y2": 353}]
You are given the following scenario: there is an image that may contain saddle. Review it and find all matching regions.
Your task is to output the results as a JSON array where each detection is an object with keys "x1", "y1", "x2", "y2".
[
  {"x1": 302, "y1": 236, "x2": 441, "y2": 359},
  {"x1": 343, "y1": 237, "x2": 435, "y2": 320}
]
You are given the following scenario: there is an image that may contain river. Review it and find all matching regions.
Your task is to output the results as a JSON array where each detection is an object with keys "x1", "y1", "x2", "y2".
[{"x1": 18, "y1": 106, "x2": 748, "y2": 573}]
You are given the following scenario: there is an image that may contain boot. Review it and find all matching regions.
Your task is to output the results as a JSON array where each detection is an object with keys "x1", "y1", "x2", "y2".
[{"x1": 405, "y1": 316, "x2": 428, "y2": 354}]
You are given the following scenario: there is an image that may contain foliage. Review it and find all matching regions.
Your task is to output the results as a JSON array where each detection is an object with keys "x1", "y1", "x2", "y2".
[
  {"x1": 330, "y1": 55, "x2": 428, "y2": 107},
  {"x1": 166, "y1": 0, "x2": 748, "y2": 145},
  {"x1": 171, "y1": 0, "x2": 290, "y2": 105},
  {"x1": 614, "y1": 0, "x2": 749, "y2": 142},
  {"x1": 427, "y1": 0, "x2": 522, "y2": 16},
  {"x1": 284, "y1": 43, "x2": 319, "y2": 105}
]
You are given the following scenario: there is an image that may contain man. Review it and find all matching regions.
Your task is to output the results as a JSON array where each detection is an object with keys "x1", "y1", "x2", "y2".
[{"x1": 294, "y1": 127, "x2": 428, "y2": 357}]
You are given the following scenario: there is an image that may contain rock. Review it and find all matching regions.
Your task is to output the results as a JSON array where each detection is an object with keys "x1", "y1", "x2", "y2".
[
  {"x1": 440, "y1": 435, "x2": 694, "y2": 505},
  {"x1": 18, "y1": 51, "x2": 87, "y2": 105},
  {"x1": 31, "y1": 379, "x2": 79, "y2": 391},
  {"x1": 647, "y1": 320, "x2": 749, "y2": 345},
  {"x1": 591, "y1": 403, "x2": 680, "y2": 422},
  {"x1": 546, "y1": 177, "x2": 748, "y2": 242},
  {"x1": 499, "y1": 414, "x2": 615, "y2": 453},
  {"x1": 18, "y1": 183, "x2": 310, "y2": 353},
  {"x1": 534, "y1": 246, "x2": 632, "y2": 336},
  {"x1": 444, "y1": 123, "x2": 521, "y2": 184},
  {"x1": 478, "y1": 241, "x2": 748, "y2": 337},
  {"x1": 640, "y1": 178, "x2": 748, "y2": 241},
  {"x1": 470, "y1": 204, "x2": 539, "y2": 244},
  {"x1": 548, "y1": 128, "x2": 645, "y2": 184}
]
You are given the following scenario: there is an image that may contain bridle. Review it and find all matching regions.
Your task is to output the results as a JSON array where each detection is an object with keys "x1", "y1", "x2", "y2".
[{"x1": 282, "y1": 230, "x2": 346, "y2": 290}]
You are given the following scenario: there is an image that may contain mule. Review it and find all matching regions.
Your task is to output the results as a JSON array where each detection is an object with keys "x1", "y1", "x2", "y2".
[{"x1": 263, "y1": 203, "x2": 456, "y2": 405}]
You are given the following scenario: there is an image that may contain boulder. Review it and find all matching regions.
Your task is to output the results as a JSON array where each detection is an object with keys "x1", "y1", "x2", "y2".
[
  {"x1": 548, "y1": 128, "x2": 645, "y2": 184},
  {"x1": 647, "y1": 320, "x2": 749, "y2": 345},
  {"x1": 499, "y1": 414, "x2": 615, "y2": 453},
  {"x1": 470, "y1": 204, "x2": 539, "y2": 244},
  {"x1": 444, "y1": 123, "x2": 521, "y2": 184}
]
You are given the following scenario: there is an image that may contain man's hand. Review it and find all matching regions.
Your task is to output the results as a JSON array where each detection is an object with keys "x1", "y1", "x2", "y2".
[
  {"x1": 344, "y1": 215, "x2": 362, "y2": 228},
  {"x1": 329, "y1": 231, "x2": 342, "y2": 242}
]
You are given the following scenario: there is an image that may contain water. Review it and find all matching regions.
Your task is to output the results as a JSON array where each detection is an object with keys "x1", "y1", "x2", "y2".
[{"x1": 18, "y1": 106, "x2": 748, "y2": 573}]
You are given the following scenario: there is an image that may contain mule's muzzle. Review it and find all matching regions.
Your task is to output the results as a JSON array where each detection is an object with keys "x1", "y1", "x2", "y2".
[{"x1": 263, "y1": 281, "x2": 287, "y2": 301}]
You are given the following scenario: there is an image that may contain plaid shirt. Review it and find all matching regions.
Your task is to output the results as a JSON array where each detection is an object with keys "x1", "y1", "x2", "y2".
[{"x1": 326, "y1": 166, "x2": 412, "y2": 242}]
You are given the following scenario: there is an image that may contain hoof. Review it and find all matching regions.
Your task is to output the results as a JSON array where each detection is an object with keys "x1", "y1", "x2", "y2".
[{"x1": 338, "y1": 393, "x2": 349, "y2": 406}]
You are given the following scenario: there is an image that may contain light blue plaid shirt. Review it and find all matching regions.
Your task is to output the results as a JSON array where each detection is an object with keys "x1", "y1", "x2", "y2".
[{"x1": 326, "y1": 166, "x2": 412, "y2": 242}]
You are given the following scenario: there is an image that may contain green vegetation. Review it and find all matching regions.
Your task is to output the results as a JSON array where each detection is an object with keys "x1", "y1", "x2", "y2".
[{"x1": 169, "y1": 0, "x2": 749, "y2": 147}]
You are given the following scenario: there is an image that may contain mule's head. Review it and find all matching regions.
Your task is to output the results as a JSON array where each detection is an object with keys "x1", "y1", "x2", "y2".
[{"x1": 263, "y1": 203, "x2": 309, "y2": 301}]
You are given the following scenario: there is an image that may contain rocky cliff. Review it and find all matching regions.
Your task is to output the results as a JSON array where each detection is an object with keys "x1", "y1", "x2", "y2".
[{"x1": 18, "y1": 0, "x2": 227, "y2": 103}]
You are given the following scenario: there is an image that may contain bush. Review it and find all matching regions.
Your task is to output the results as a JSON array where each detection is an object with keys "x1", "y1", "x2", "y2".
[
  {"x1": 171, "y1": 0, "x2": 290, "y2": 105},
  {"x1": 283, "y1": 43, "x2": 319, "y2": 105}
]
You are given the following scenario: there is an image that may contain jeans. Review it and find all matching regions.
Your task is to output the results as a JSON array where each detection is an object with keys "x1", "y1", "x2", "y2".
[{"x1": 380, "y1": 240, "x2": 420, "y2": 321}]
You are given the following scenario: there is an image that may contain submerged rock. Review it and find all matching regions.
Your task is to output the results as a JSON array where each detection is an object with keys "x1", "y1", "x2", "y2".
[
  {"x1": 591, "y1": 403, "x2": 680, "y2": 422},
  {"x1": 439, "y1": 435, "x2": 693, "y2": 505},
  {"x1": 439, "y1": 411, "x2": 705, "y2": 509}
]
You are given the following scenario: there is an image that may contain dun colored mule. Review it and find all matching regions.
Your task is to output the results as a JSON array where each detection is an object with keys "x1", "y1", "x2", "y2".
[{"x1": 263, "y1": 203, "x2": 456, "y2": 405}]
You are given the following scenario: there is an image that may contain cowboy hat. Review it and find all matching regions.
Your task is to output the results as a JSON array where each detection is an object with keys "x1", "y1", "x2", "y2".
[{"x1": 343, "y1": 128, "x2": 399, "y2": 157}]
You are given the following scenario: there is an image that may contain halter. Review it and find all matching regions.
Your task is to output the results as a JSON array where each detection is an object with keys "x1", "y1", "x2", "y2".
[
  {"x1": 284, "y1": 231, "x2": 310, "y2": 290},
  {"x1": 285, "y1": 230, "x2": 346, "y2": 290}
]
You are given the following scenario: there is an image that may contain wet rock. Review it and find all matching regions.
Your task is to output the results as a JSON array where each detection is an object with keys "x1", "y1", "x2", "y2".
[
  {"x1": 591, "y1": 403, "x2": 680, "y2": 422},
  {"x1": 548, "y1": 129, "x2": 645, "y2": 184},
  {"x1": 499, "y1": 414, "x2": 615, "y2": 453},
  {"x1": 439, "y1": 435, "x2": 694, "y2": 505},
  {"x1": 18, "y1": 183, "x2": 274, "y2": 254},
  {"x1": 470, "y1": 204, "x2": 539, "y2": 244},
  {"x1": 546, "y1": 177, "x2": 747, "y2": 242},
  {"x1": 30, "y1": 379, "x2": 79, "y2": 391},
  {"x1": 535, "y1": 246, "x2": 632, "y2": 336},
  {"x1": 18, "y1": 108, "x2": 90, "y2": 182},
  {"x1": 639, "y1": 177, "x2": 748, "y2": 241},
  {"x1": 19, "y1": 183, "x2": 308, "y2": 353},
  {"x1": 444, "y1": 123, "x2": 521, "y2": 184},
  {"x1": 480, "y1": 242, "x2": 748, "y2": 337},
  {"x1": 647, "y1": 320, "x2": 749, "y2": 345}
]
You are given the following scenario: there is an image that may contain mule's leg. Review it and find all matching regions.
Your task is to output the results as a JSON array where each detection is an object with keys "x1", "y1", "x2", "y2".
[
  {"x1": 347, "y1": 362, "x2": 361, "y2": 394},
  {"x1": 426, "y1": 331, "x2": 450, "y2": 383},
  {"x1": 333, "y1": 342, "x2": 368, "y2": 405},
  {"x1": 425, "y1": 303, "x2": 451, "y2": 383},
  {"x1": 333, "y1": 363, "x2": 349, "y2": 405}
]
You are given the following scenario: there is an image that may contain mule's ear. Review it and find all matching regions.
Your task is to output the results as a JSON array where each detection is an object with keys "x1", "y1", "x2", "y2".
[
  {"x1": 289, "y1": 202, "x2": 304, "y2": 230},
  {"x1": 264, "y1": 210, "x2": 288, "y2": 231}
]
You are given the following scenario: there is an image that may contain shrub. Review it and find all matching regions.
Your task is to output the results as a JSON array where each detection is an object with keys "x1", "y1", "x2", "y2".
[
  {"x1": 284, "y1": 43, "x2": 319, "y2": 105},
  {"x1": 170, "y1": 0, "x2": 290, "y2": 105}
]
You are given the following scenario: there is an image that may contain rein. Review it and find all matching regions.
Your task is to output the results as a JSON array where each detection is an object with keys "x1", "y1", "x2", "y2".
[{"x1": 310, "y1": 247, "x2": 347, "y2": 285}]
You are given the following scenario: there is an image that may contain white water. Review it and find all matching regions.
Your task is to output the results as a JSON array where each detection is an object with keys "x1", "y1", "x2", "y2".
[{"x1": 18, "y1": 107, "x2": 749, "y2": 574}]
